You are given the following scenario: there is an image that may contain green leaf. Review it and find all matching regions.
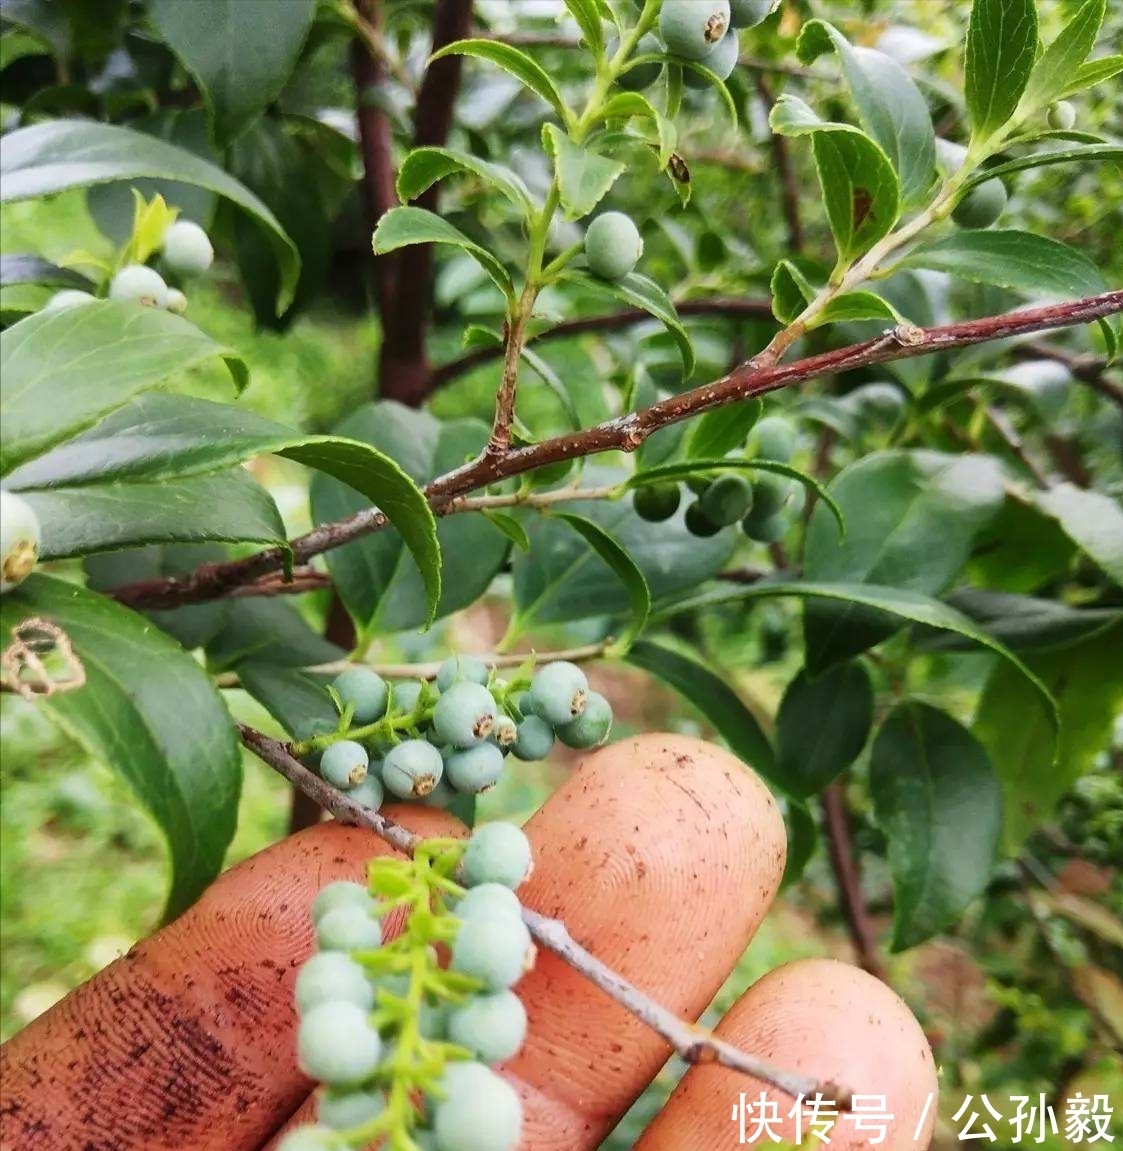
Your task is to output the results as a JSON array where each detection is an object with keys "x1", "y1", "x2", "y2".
[
  {"x1": 1018, "y1": 0, "x2": 1106, "y2": 115},
  {"x1": 901, "y1": 231, "x2": 1117, "y2": 357},
  {"x1": 685, "y1": 399, "x2": 762, "y2": 459},
  {"x1": 482, "y1": 511, "x2": 531, "y2": 552},
  {"x1": 769, "y1": 93, "x2": 828, "y2": 137},
  {"x1": 973, "y1": 621, "x2": 1123, "y2": 850},
  {"x1": 552, "y1": 511, "x2": 651, "y2": 653},
  {"x1": 600, "y1": 92, "x2": 676, "y2": 169},
  {"x1": 310, "y1": 403, "x2": 508, "y2": 636},
  {"x1": 871, "y1": 702, "x2": 1002, "y2": 950},
  {"x1": 373, "y1": 206, "x2": 513, "y2": 303},
  {"x1": 396, "y1": 147, "x2": 535, "y2": 215},
  {"x1": 625, "y1": 639, "x2": 776, "y2": 785},
  {"x1": 964, "y1": 0, "x2": 1038, "y2": 140},
  {"x1": 1033, "y1": 483, "x2": 1123, "y2": 586},
  {"x1": 797, "y1": 20, "x2": 936, "y2": 206},
  {"x1": 23, "y1": 468, "x2": 285, "y2": 558},
  {"x1": 775, "y1": 662, "x2": 874, "y2": 798},
  {"x1": 811, "y1": 290, "x2": 905, "y2": 327},
  {"x1": 0, "y1": 575, "x2": 241, "y2": 919},
  {"x1": 237, "y1": 663, "x2": 340, "y2": 743},
  {"x1": 770, "y1": 258, "x2": 817, "y2": 323},
  {"x1": 562, "y1": 0, "x2": 605, "y2": 55},
  {"x1": 781, "y1": 801, "x2": 819, "y2": 889},
  {"x1": 149, "y1": 0, "x2": 315, "y2": 145},
  {"x1": 803, "y1": 450, "x2": 1004, "y2": 670},
  {"x1": 0, "y1": 253, "x2": 91, "y2": 289},
  {"x1": 430, "y1": 39, "x2": 569, "y2": 125},
  {"x1": 519, "y1": 346, "x2": 581, "y2": 430},
  {"x1": 205, "y1": 599, "x2": 342, "y2": 672},
  {"x1": 1059, "y1": 53, "x2": 1123, "y2": 98},
  {"x1": 542, "y1": 124, "x2": 627, "y2": 221},
  {"x1": 0, "y1": 302, "x2": 244, "y2": 475},
  {"x1": 959, "y1": 144, "x2": 1123, "y2": 192},
  {"x1": 0, "y1": 120, "x2": 299, "y2": 310}
]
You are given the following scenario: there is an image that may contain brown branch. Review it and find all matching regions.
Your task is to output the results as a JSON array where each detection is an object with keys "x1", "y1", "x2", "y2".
[
  {"x1": 754, "y1": 74, "x2": 803, "y2": 253},
  {"x1": 429, "y1": 298, "x2": 776, "y2": 389},
  {"x1": 238, "y1": 723, "x2": 855, "y2": 1109},
  {"x1": 1014, "y1": 341, "x2": 1123, "y2": 411},
  {"x1": 110, "y1": 290, "x2": 1123, "y2": 612},
  {"x1": 821, "y1": 782, "x2": 885, "y2": 981}
]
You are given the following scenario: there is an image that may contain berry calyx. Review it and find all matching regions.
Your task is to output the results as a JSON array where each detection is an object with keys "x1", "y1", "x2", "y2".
[
  {"x1": 462, "y1": 823, "x2": 533, "y2": 890},
  {"x1": 490, "y1": 715, "x2": 518, "y2": 749},
  {"x1": 382, "y1": 739, "x2": 444, "y2": 799},
  {"x1": 527, "y1": 661, "x2": 588, "y2": 726},
  {"x1": 0, "y1": 490, "x2": 41, "y2": 594},
  {"x1": 433, "y1": 682, "x2": 498, "y2": 748},
  {"x1": 161, "y1": 219, "x2": 214, "y2": 276},
  {"x1": 332, "y1": 666, "x2": 389, "y2": 724},
  {"x1": 109, "y1": 264, "x2": 169, "y2": 308},
  {"x1": 556, "y1": 691, "x2": 614, "y2": 749},
  {"x1": 659, "y1": 0, "x2": 731, "y2": 60},
  {"x1": 297, "y1": 1001, "x2": 383, "y2": 1086},
  {"x1": 584, "y1": 211, "x2": 644, "y2": 281},
  {"x1": 319, "y1": 740, "x2": 369, "y2": 789},
  {"x1": 633, "y1": 483, "x2": 682, "y2": 522}
]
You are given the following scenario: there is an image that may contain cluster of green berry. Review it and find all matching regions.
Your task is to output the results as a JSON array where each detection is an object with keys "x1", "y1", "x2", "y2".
[
  {"x1": 311, "y1": 657, "x2": 613, "y2": 812},
  {"x1": 280, "y1": 823, "x2": 536, "y2": 1151},
  {"x1": 633, "y1": 414, "x2": 803, "y2": 541},
  {"x1": 42, "y1": 218, "x2": 214, "y2": 316},
  {"x1": 0, "y1": 489, "x2": 41, "y2": 594}
]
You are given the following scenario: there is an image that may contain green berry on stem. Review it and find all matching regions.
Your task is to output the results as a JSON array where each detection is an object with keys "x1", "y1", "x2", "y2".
[
  {"x1": 276, "y1": 1127, "x2": 337, "y2": 1151},
  {"x1": 42, "y1": 289, "x2": 96, "y2": 312},
  {"x1": 311, "y1": 880, "x2": 374, "y2": 924},
  {"x1": 556, "y1": 691, "x2": 614, "y2": 749},
  {"x1": 686, "y1": 474, "x2": 711, "y2": 496},
  {"x1": 162, "y1": 219, "x2": 214, "y2": 276},
  {"x1": 731, "y1": 0, "x2": 772, "y2": 27},
  {"x1": 382, "y1": 739, "x2": 444, "y2": 799},
  {"x1": 1047, "y1": 100, "x2": 1076, "y2": 131},
  {"x1": 436, "y1": 654, "x2": 489, "y2": 692},
  {"x1": 433, "y1": 682, "x2": 498, "y2": 748},
  {"x1": 750, "y1": 474, "x2": 790, "y2": 517},
  {"x1": 750, "y1": 415, "x2": 797, "y2": 462},
  {"x1": 297, "y1": 1001, "x2": 382, "y2": 1086},
  {"x1": 511, "y1": 715, "x2": 554, "y2": 762},
  {"x1": 659, "y1": 0, "x2": 730, "y2": 60},
  {"x1": 315, "y1": 903, "x2": 383, "y2": 952},
  {"x1": 433, "y1": 1062, "x2": 523, "y2": 1151},
  {"x1": 448, "y1": 990, "x2": 528, "y2": 1065},
  {"x1": 318, "y1": 1087, "x2": 386, "y2": 1130},
  {"x1": 584, "y1": 211, "x2": 643, "y2": 281},
  {"x1": 952, "y1": 178, "x2": 1007, "y2": 228},
  {"x1": 165, "y1": 288, "x2": 188, "y2": 314},
  {"x1": 618, "y1": 34, "x2": 663, "y2": 90},
  {"x1": 684, "y1": 500, "x2": 722, "y2": 537},
  {"x1": 0, "y1": 490, "x2": 41, "y2": 593},
  {"x1": 700, "y1": 474, "x2": 753, "y2": 526},
  {"x1": 527, "y1": 661, "x2": 588, "y2": 726},
  {"x1": 319, "y1": 740, "x2": 369, "y2": 790},
  {"x1": 742, "y1": 507, "x2": 787, "y2": 543},
  {"x1": 109, "y1": 264, "x2": 169, "y2": 308},
  {"x1": 684, "y1": 28, "x2": 739, "y2": 86},
  {"x1": 462, "y1": 823, "x2": 533, "y2": 889},
  {"x1": 332, "y1": 667, "x2": 389, "y2": 724},
  {"x1": 633, "y1": 483, "x2": 681, "y2": 522},
  {"x1": 456, "y1": 883, "x2": 523, "y2": 924},
  {"x1": 444, "y1": 742, "x2": 505, "y2": 794},
  {"x1": 295, "y1": 952, "x2": 375, "y2": 1014},
  {"x1": 348, "y1": 772, "x2": 384, "y2": 812}
]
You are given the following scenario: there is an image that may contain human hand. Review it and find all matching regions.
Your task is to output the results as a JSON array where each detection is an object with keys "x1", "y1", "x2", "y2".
[{"x1": 0, "y1": 735, "x2": 937, "y2": 1150}]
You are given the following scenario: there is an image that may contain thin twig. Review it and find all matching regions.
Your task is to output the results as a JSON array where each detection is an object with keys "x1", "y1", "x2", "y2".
[
  {"x1": 445, "y1": 483, "x2": 621, "y2": 513},
  {"x1": 109, "y1": 291, "x2": 1123, "y2": 613},
  {"x1": 237, "y1": 724, "x2": 855, "y2": 1109}
]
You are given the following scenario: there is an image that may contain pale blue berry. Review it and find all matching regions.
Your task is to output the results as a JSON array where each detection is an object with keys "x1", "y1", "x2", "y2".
[
  {"x1": 444, "y1": 742, "x2": 505, "y2": 794},
  {"x1": 318, "y1": 1087, "x2": 386, "y2": 1130},
  {"x1": 584, "y1": 212, "x2": 643, "y2": 281},
  {"x1": 436, "y1": 655, "x2": 489, "y2": 692},
  {"x1": 511, "y1": 715, "x2": 554, "y2": 762},
  {"x1": 490, "y1": 715, "x2": 518, "y2": 750},
  {"x1": 451, "y1": 915, "x2": 535, "y2": 992},
  {"x1": 297, "y1": 1001, "x2": 382, "y2": 1086},
  {"x1": 0, "y1": 489, "x2": 41, "y2": 593},
  {"x1": 660, "y1": 0, "x2": 731, "y2": 60},
  {"x1": 276, "y1": 1126, "x2": 337, "y2": 1151},
  {"x1": 527, "y1": 662, "x2": 588, "y2": 727},
  {"x1": 320, "y1": 740, "x2": 369, "y2": 789},
  {"x1": 372, "y1": 972, "x2": 411, "y2": 1004},
  {"x1": 684, "y1": 27, "x2": 739, "y2": 85},
  {"x1": 162, "y1": 219, "x2": 214, "y2": 276},
  {"x1": 447, "y1": 991, "x2": 527, "y2": 1064},
  {"x1": 390, "y1": 679, "x2": 424, "y2": 715},
  {"x1": 332, "y1": 667, "x2": 389, "y2": 724},
  {"x1": 165, "y1": 288, "x2": 188, "y2": 314},
  {"x1": 433, "y1": 683, "x2": 498, "y2": 748},
  {"x1": 382, "y1": 739, "x2": 444, "y2": 799},
  {"x1": 419, "y1": 998, "x2": 450, "y2": 1040},
  {"x1": 311, "y1": 881, "x2": 374, "y2": 925},
  {"x1": 42, "y1": 289, "x2": 96, "y2": 312},
  {"x1": 463, "y1": 823, "x2": 533, "y2": 889},
  {"x1": 455, "y1": 883, "x2": 523, "y2": 924},
  {"x1": 556, "y1": 692, "x2": 613, "y2": 750},
  {"x1": 295, "y1": 952, "x2": 374, "y2": 1014},
  {"x1": 109, "y1": 263, "x2": 168, "y2": 308},
  {"x1": 731, "y1": 0, "x2": 772, "y2": 27},
  {"x1": 423, "y1": 778, "x2": 458, "y2": 809},
  {"x1": 433, "y1": 1061, "x2": 523, "y2": 1151},
  {"x1": 348, "y1": 772, "x2": 384, "y2": 812},
  {"x1": 315, "y1": 904, "x2": 383, "y2": 952}
]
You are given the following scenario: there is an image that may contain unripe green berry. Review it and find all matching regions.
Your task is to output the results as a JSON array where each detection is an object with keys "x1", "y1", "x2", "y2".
[
  {"x1": 1047, "y1": 100, "x2": 1076, "y2": 131},
  {"x1": 109, "y1": 263, "x2": 168, "y2": 308},
  {"x1": 319, "y1": 740, "x2": 369, "y2": 790},
  {"x1": 297, "y1": 1001, "x2": 382, "y2": 1086},
  {"x1": 584, "y1": 211, "x2": 643, "y2": 281},
  {"x1": 447, "y1": 991, "x2": 527, "y2": 1064},
  {"x1": 750, "y1": 415, "x2": 797, "y2": 462},
  {"x1": 382, "y1": 739, "x2": 444, "y2": 799},
  {"x1": 390, "y1": 679, "x2": 424, "y2": 715},
  {"x1": 318, "y1": 1087, "x2": 386, "y2": 1130},
  {"x1": 731, "y1": 0, "x2": 772, "y2": 27},
  {"x1": 633, "y1": 483, "x2": 681, "y2": 522},
  {"x1": 952, "y1": 178, "x2": 1007, "y2": 228},
  {"x1": 618, "y1": 34, "x2": 663, "y2": 90},
  {"x1": 659, "y1": 0, "x2": 731, "y2": 60},
  {"x1": 436, "y1": 654, "x2": 489, "y2": 692},
  {"x1": 750, "y1": 474, "x2": 790, "y2": 517},
  {"x1": 0, "y1": 489, "x2": 41, "y2": 593},
  {"x1": 700, "y1": 474, "x2": 753, "y2": 526},
  {"x1": 162, "y1": 219, "x2": 214, "y2": 276},
  {"x1": 433, "y1": 682, "x2": 498, "y2": 748},
  {"x1": 451, "y1": 914, "x2": 534, "y2": 992},
  {"x1": 462, "y1": 823, "x2": 533, "y2": 890},
  {"x1": 332, "y1": 667, "x2": 389, "y2": 724},
  {"x1": 528, "y1": 661, "x2": 588, "y2": 726},
  {"x1": 490, "y1": 714, "x2": 518, "y2": 750},
  {"x1": 165, "y1": 288, "x2": 188, "y2": 314},
  {"x1": 934, "y1": 137, "x2": 968, "y2": 177},
  {"x1": 684, "y1": 28, "x2": 739, "y2": 86},
  {"x1": 42, "y1": 289, "x2": 96, "y2": 313},
  {"x1": 511, "y1": 715, "x2": 554, "y2": 762},
  {"x1": 348, "y1": 772, "x2": 384, "y2": 812},
  {"x1": 295, "y1": 952, "x2": 375, "y2": 1014},
  {"x1": 456, "y1": 883, "x2": 523, "y2": 924},
  {"x1": 556, "y1": 691, "x2": 614, "y2": 750},
  {"x1": 276, "y1": 1127, "x2": 337, "y2": 1151},
  {"x1": 742, "y1": 507, "x2": 787, "y2": 543},
  {"x1": 686, "y1": 475, "x2": 711, "y2": 496},
  {"x1": 685, "y1": 500, "x2": 722, "y2": 537},
  {"x1": 315, "y1": 903, "x2": 383, "y2": 952},
  {"x1": 433, "y1": 1062, "x2": 523, "y2": 1151},
  {"x1": 444, "y1": 741, "x2": 505, "y2": 794},
  {"x1": 312, "y1": 880, "x2": 374, "y2": 925}
]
